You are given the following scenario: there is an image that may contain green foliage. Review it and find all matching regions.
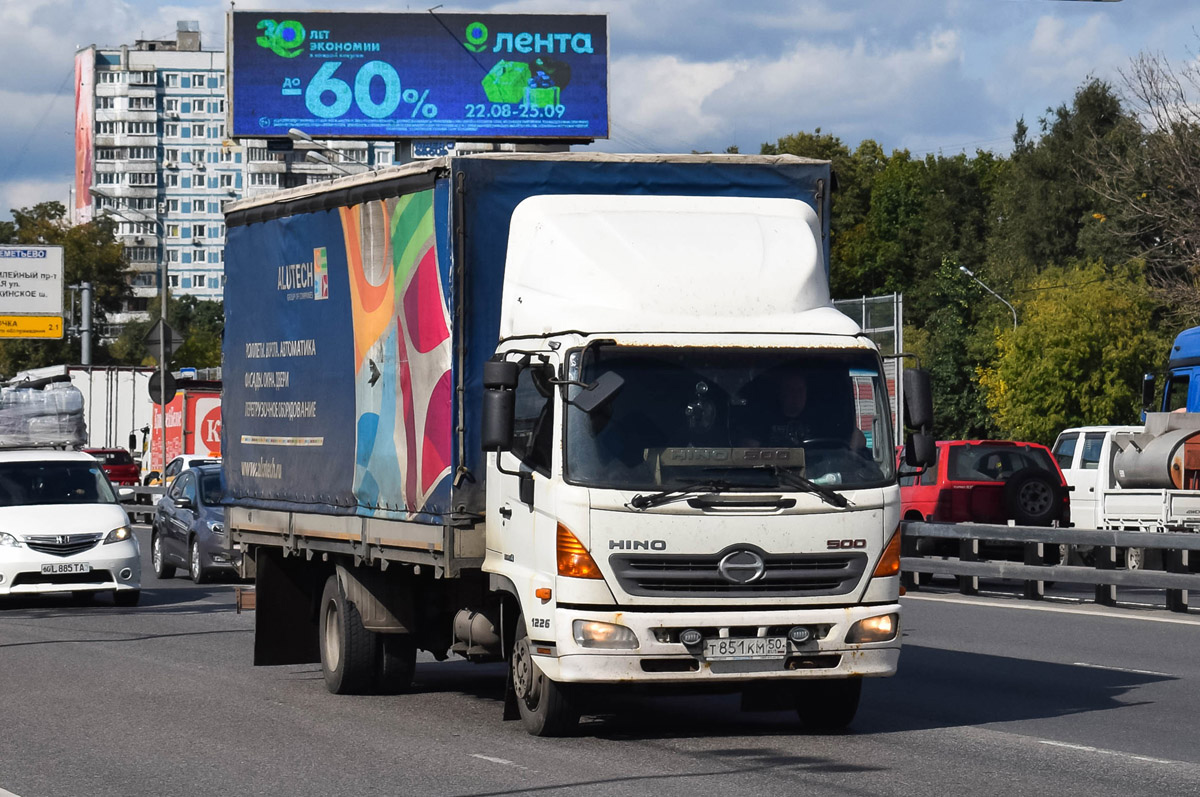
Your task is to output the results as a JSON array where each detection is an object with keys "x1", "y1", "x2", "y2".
[
  {"x1": 978, "y1": 261, "x2": 1167, "y2": 443},
  {"x1": 987, "y1": 79, "x2": 1136, "y2": 280},
  {"x1": 110, "y1": 295, "x2": 224, "y2": 369}
]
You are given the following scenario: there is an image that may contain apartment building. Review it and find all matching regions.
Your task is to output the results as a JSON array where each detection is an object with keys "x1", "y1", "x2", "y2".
[{"x1": 73, "y1": 22, "x2": 394, "y2": 322}]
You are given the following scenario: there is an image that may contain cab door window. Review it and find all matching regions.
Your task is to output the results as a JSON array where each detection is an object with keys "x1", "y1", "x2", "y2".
[
  {"x1": 1080, "y1": 433, "x2": 1105, "y2": 469},
  {"x1": 511, "y1": 365, "x2": 554, "y2": 477},
  {"x1": 1166, "y1": 376, "x2": 1190, "y2": 412},
  {"x1": 1052, "y1": 433, "x2": 1078, "y2": 470}
]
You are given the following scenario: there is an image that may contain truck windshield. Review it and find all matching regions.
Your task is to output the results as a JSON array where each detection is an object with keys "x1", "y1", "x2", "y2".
[{"x1": 564, "y1": 346, "x2": 896, "y2": 492}]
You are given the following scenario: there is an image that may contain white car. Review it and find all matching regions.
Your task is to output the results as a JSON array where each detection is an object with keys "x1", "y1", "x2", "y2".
[{"x1": 0, "y1": 449, "x2": 142, "y2": 605}]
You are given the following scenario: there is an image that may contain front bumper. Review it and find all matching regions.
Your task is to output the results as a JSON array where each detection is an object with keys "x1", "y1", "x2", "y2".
[
  {"x1": 532, "y1": 603, "x2": 901, "y2": 684},
  {"x1": 0, "y1": 538, "x2": 142, "y2": 596}
]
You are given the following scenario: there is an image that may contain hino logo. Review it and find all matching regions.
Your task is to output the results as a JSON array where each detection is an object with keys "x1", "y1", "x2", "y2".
[
  {"x1": 718, "y1": 549, "x2": 766, "y2": 584},
  {"x1": 610, "y1": 539, "x2": 667, "y2": 551}
]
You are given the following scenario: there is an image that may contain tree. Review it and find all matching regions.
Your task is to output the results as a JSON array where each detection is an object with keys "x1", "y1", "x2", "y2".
[
  {"x1": 977, "y1": 261, "x2": 1167, "y2": 443},
  {"x1": 109, "y1": 295, "x2": 223, "y2": 369},
  {"x1": 987, "y1": 80, "x2": 1135, "y2": 282},
  {"x1": 0, "y1": 202, "x2": 130, "y2": 375},
  {"x1": 1083, "y1": 47, "x2": 1200, "y2": 323}
]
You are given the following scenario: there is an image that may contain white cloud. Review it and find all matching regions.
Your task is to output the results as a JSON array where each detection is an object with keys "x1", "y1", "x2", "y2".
[
  {"x1": 1011, "y1": 15, "x2": 1124, "y2": 89},
  {"x1": 0, "y1": 177, "x2": 73, "y2": 219}
]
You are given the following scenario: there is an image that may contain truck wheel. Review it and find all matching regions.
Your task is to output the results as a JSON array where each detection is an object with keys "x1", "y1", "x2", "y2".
[
  {"x1": 510, "y1": 616, "x2": 579, "y2": 736},
  {"x1": 1004, "y1": 469, "x2": 1062, "y2": 526},
  {"x1": 376, "y1": 633, "x2": 417, "y2": 694},
  {"x1": 152, "y1": 533, "x2": 176, "y2": 579},
  {"x1": 319, "y1": 574, "x2": 378, "y2": 695},
  {"x1": 1126, "y1": 547, "x2": 1145, "y2": 570},
  {"x1": 793, "y1": 678, "x2": 862, "y2": 733}
]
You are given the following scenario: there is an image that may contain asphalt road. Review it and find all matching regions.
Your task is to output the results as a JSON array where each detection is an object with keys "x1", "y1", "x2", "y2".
[{"x1": 2, "y1": 526, "x2": 1199, "y2": 797}]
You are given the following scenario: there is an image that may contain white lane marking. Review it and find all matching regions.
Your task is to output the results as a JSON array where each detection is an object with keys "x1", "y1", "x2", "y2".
[
  {"x1": 0, "y1": 787, "x2": 23, "y2": 797},
  {"x1": 471, "y1": 754, "x2": 529, "y2": 770},
  {"x1": 903, "y1": 593, "x2": 1200, "y2": 627},
  {"x1": 1039, "y1": 740, "x2": 1184, "y2": 766},
  {"x1": 1071, "y1": 661, "x2": 1173, "y2": 678}
]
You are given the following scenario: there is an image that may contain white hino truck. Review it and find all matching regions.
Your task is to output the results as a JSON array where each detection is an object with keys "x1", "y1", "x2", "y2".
[{"x1": 221, "y1": 153, "x2": 934, "y2": 736}]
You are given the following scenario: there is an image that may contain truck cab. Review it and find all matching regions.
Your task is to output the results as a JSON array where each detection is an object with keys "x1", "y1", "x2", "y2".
[
  {"x1": 1051, "y1": 426, "x2": 1141, "y2": 530},
  {"x1": 481, "y1": 195, "x2": 912, "y2": 733}
]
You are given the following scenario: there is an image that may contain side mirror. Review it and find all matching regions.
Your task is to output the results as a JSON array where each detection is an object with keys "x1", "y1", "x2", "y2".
[
  {"x1": 904, "y1": 432, "x2": 936, "y2": 467},
  {"x1": 1142, "y1": 373, "x2": 1156, "y2": 411},
  {"x1": 481, "y1": 359, "x2": 518, "y2": 452},
  {"x1": 176, "y1": 495, "x2": 194, "y2": 510},
  {"x1": 903, "y1": 368, "x2": 933, "y2": 430},
  {"x1": 118, "y1": 487, "x2": 135, "y2": 502},
  {"x1": 569, "y1": 371, "x2": 625, "y2": 414}
]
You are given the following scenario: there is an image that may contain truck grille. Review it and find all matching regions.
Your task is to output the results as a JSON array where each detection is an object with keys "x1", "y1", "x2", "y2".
[
  {"x1": 24, "y1": 534, "x2": 103, "y2": 557},
  {"x1": 610, "y1": 549, "x2": 868, "y2": 598}
]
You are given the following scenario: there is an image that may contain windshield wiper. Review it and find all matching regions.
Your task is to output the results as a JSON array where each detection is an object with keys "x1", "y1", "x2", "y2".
[
  {"x1": 628, "y1": 481, "x2": 730, "y2": 511},
  {"x1": 771, "y1": 465, "x2": 852, "y2": 509}
]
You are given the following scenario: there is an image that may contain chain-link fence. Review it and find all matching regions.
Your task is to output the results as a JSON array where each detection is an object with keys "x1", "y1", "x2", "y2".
[{"x1": 834, "y1": 294, "x2": 904, "y2": 439}]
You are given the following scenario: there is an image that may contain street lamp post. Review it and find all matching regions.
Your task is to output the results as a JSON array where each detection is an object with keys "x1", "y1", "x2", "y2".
[
  {"x1": 91, "y1": 188, "x2": 169, "y2": 476},
  {"x1": 959, "y1": 265, "x2": 1017, "y2": 330}
]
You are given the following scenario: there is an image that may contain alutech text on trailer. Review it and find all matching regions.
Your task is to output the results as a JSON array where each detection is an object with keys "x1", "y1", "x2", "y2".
[{"x1": 220, "y1": 153, "x2": 935, "y2": 736}]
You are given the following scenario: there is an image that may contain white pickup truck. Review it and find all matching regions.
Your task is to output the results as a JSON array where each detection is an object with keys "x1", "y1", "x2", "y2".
[{"x1": 1053, "y1": 414, "x2": 1200, "y2": 567}]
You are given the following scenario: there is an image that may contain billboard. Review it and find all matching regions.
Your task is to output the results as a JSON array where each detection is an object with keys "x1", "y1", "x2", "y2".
[
  {"x1": 228, "y1": 11, "x2": 608, "y2": 141},
  {"x1": 0, "y1": 246, "x2": 64, "y2": 339},
  {"x1": 74, "y1": 49, "x2": 94, "y2": 224}
]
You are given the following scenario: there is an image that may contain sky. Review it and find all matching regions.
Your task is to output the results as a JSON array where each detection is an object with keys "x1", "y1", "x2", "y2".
[{"x1": 2, "y1": 0, "x2": 1198, "y2": 221}]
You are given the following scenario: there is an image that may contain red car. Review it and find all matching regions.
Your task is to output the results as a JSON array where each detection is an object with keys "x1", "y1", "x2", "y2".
[
  {"x1": 900, "y1": 440, "x2": 1070, "y2": 527},
  {"x1": 84, "y1": 447, "x2": 141, "y2": 486}
]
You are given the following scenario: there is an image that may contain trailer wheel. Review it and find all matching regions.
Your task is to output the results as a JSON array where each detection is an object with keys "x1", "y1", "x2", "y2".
[
  {"x1": 319, "y1": 574, "x2": 378, "y2": 695},
  {"x1": 793, "y1": 678, "x2": 862, "y2": 733},
  {"x1": 376, "y1": 633, "x2": 417, "y2": 694},
  {"x1": 1004, "y1": 469, "x2": 1062, "y2": 526},
  {"x1": 510, "y1": 616, "x2": 579, "y2": 736},
  {"x1": 1126, "y1": 547, "x2": 1145, "y2": 571}
]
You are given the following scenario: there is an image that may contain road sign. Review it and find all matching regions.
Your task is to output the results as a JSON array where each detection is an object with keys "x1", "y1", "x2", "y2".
[
  {"x1": 0, "y1": 246, "x2": 64, "y2": 339},
  {"x1": 143, "y1": 318, "x2": 185, "y2": 359},
  {"x1": 0, "y1": 315, "x2": 63, "y2": 339},
  {"x1": 148, "y1": 370, "x2": 178, "y2": 405}
]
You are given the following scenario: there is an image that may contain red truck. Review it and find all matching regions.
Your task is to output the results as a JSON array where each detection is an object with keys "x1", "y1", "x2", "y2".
[{"x1": 146, "y1": 389, "x2": 221, "y2": 478}]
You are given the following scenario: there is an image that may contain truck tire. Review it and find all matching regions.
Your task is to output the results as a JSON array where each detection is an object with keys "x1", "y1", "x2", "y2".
[
  {"x1": 319, "y1": 574, "x2": 378, "y2": 695},
  {"x1": 793, "y1": 678, "x2": 862, "y2": 733},
  {"x1": 510, "y1": 616, "x2": 579, "y2": 736},
  {"x1": 1004, "y1": 469, "x2": 1062, "y2": 526},
  {"x1": 376, "y1": 633, "x2": 417, "y2": 694}
]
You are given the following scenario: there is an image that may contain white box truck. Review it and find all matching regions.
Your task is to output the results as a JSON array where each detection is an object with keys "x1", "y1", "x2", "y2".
[{"x1": 221, "y1": 153, "x2": 933, "y2": 736}]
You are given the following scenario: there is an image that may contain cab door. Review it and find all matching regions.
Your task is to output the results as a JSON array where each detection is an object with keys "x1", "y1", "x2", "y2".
[{"x1": 485, "y1": 362, "x2": 558, "y2": 606}]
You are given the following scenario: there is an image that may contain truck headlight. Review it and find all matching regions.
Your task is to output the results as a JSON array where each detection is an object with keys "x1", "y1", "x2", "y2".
[
  {"x1": 572, "y1": 620, "x2": 638, "y2": 649},
  {"x1": 0, "y1": 532, "x2": 20, "y2": 547},
  {"x1": 846, "y1": 613, "x2": 898, "y2": 644},
  {"x1": 103, "y1": 525, "x2": 133, "y2": 545}
]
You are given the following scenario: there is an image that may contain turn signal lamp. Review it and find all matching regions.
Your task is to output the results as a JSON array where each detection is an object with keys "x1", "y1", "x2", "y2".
[
  {"x1": 846, "y1": 613, "x2": 898, "y2": 644},
  {"x1": 557, "y1": 523, "x2": 603, "y2": 579},
  {"x1": 872, "y1": 527, "x2": 902, "y2": 578}
]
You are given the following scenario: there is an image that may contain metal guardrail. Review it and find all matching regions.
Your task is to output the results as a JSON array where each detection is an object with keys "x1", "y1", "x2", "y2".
[
  {"x1": 121, "y1": 486, "x2": 165, "y2": 524},
  {"x1": 901, "y1": 521, "x2": 1200, "y2": 613}
]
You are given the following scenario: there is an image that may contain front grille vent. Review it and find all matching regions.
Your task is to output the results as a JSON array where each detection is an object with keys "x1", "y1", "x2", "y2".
[
  {"x1": 610, "y1": 548, "x2": 867, "y2": 598},
  {"x1": 24, "y1": 534, "x2": 103, "y2": 557}
]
